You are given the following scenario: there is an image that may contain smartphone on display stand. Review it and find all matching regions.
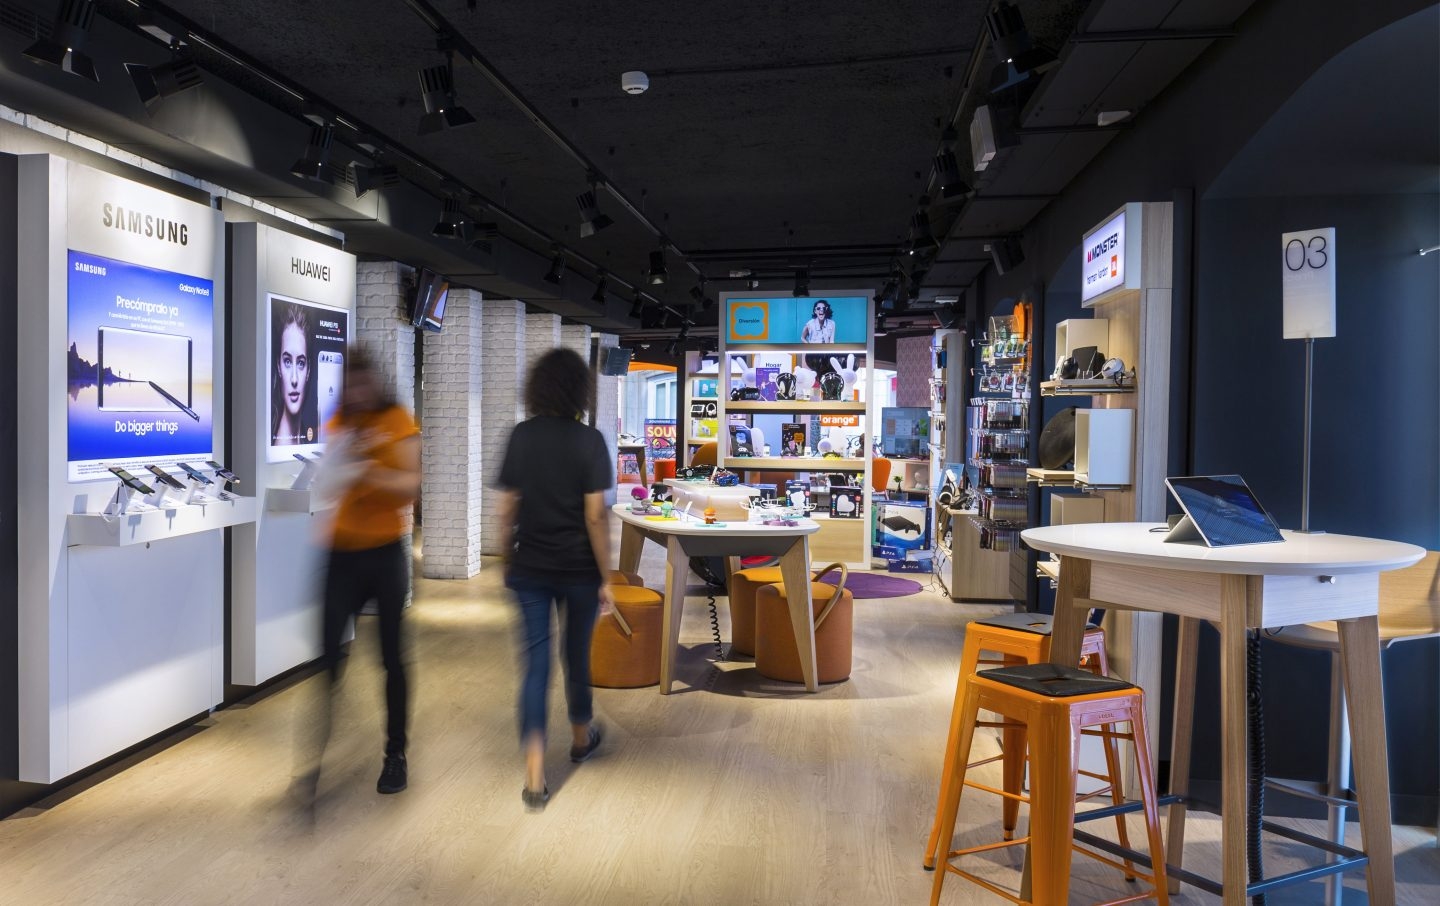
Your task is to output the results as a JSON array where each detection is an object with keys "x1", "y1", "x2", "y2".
[
  {"x1": 205, "y1": 460, "x2": 239, "y2": 484},
  {"x1": 175, "y1": 462, "x2": 213, "y2": 485},
  {"x1": 107, "y1": 465, "x2": 155, "y2": 496},
  {"x1": 145, "y1": 464, "x2": 187, "y2": 491}
]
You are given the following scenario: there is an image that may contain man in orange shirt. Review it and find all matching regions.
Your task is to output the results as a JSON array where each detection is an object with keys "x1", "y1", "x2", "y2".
[{"x1": 310, "y1": 349, "x2": 421, "y2": 795}]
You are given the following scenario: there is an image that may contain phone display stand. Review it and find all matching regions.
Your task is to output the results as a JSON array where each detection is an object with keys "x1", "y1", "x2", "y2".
[
  {"x1": 143, "y1": 484, "x2": 175, "y2": 510},
  {"x1": 290, "y1": 459, "x2": 319, "y2": 491},
  {"x1": 104, "y1": 482, "x2": 140, "y2": 517}
]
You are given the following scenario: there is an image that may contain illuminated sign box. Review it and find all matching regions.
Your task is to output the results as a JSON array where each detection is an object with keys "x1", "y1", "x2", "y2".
[{"x1": 1080, "y1": 203, "x2": 1144, "y2": 307}]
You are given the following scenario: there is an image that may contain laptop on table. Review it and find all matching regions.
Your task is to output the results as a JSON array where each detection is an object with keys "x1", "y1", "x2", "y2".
[{"x1": 1163, "y1": 475, "x2": 1285, "y2": 547}]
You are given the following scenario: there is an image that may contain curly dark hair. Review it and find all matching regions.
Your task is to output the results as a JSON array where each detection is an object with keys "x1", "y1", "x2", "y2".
[{"x1": 525, "y1": 347, "x2": 591, "y2": 419}]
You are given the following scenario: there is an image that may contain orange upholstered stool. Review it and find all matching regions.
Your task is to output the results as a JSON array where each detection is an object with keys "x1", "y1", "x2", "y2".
[
  {"x1": 606, "y1": 569, "x2": 645, "y2": 588},
  {"x1": 727, "y1": 566, "x2": 785, "y2": 656},
  {"x1": 590, "y1": 584, "x2": 663, "y2": 688},
  {"x1": 929, "y1": 664, "x2": 1168, "y2": 906},
  {"x1": 924, "y1": 614, "x2": 1121, "y2": 872},
  {"x1": 753, "y1": 566, "x2": 853, "y2": 684}
]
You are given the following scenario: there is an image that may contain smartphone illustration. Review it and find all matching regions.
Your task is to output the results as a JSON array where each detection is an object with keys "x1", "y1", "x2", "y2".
[
  {"x1": 205, "y1": 460, "x2": 239, "y2": 484},
  {"x1": 108, "y1": 465, "x2": 155, "y2": 496},
  {"x1": 175, "y1": 462, "x2": 213, "y2": 485},
  {"x1": 316, "y1": 349, "x2": 344, "y2": 436},
  {"x1": 97, "y1": 326, "x2": 193, "y2": 413},
  {"x1": 145, "y1": 464, "x2": 186, "y2": 490}
]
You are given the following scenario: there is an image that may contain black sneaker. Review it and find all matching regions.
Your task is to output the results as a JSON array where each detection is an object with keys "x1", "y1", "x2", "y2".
[
  {"x1": 521, "y1": 785, "x2": 550, "y2": 812},
  {"x1": 570, "y1": 724, "x2": 603, "y2": 763},
  {"x1": 377, "y1": 753, "x2": 407, "y2": 794}
]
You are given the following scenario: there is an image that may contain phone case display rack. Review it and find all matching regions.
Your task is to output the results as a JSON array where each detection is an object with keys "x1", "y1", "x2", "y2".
[{"x1": 928, "y1": 330, "x2": 965, "y2": 597}]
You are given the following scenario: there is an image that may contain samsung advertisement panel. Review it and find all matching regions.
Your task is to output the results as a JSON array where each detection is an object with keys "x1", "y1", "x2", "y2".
[
  {"x1": 267, "y1": 293, "x2": 349, "y2": 462},
  {"x1": 725, "y1": 296, "x2": 868, "y2": 346},
  {"x1": 66, "y1": 250, "x2": 214, "y2": 481}
]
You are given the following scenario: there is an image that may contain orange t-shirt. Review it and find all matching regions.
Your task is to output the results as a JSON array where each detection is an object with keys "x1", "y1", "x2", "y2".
[{"x1": 326, "y1": 406, "x2": 421, "y2": 551}]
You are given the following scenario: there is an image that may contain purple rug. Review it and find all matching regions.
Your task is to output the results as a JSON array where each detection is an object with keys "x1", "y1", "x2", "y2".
[{"x1": 818, "y1": 572, "x2": 923, "y2": 600}]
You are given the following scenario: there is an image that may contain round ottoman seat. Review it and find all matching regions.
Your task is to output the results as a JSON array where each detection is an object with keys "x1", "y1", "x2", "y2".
[
  {"x1": 590, "y1": 584, "x2": 664, "y2": 688},
  {"x1": 727, "y1": 566, "x2": 784, "y2": 656},
  {"x1": 607, "y1": 569, "x2": 645, "y2": 588},
  {"x1": 754, "y1": 564, "x2": 854, "y2": 684}
]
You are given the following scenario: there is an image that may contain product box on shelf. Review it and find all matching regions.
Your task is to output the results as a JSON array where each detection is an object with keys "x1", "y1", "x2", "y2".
[
  {"x1": 780, "y1": 422, "x2": 805, "y2": 457},
  {"x1": 873, "y1": 500, "x2": 931, "y2": 552},
  {"x1": 756, "y1": 366, "x2": 780, "y2": 401},
  {"x1": 887, "y1": 554, "x2": 933, "y2": 574},
  {"x1": 829, "y1": 487, "x2": 863, "y2": 518}
]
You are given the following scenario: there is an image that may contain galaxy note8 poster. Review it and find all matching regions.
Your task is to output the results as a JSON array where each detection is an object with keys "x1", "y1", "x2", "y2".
[{"x1": 66, "y1": 249, "x2": 214, "y2": 481}]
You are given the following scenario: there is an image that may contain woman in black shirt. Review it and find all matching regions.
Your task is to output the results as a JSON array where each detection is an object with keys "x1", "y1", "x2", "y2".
[{"x1": 496, "y1": 348, "x2": 614, "y2": 810}]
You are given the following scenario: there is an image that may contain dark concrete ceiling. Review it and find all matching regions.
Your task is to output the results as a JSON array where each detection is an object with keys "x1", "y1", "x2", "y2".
[{"x1": 3, "y1": 0, "x2": 1266, "y2": 335}]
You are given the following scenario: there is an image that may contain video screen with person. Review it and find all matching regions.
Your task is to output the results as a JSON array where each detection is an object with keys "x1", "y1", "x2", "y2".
[{"x1": 267, "y1": 293, "x2": 349, "y2": 462}]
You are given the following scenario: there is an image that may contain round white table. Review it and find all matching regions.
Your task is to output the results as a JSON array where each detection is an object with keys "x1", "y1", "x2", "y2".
[
  {"x1": 613, "y1": 504, "x2": 820, "y2": 693},
  {"x1": 1021, "y1": 523, "x2": 1425, "y2": 906}
]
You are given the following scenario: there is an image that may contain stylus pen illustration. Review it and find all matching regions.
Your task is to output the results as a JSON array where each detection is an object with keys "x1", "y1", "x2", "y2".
[{"x1": 148, "y1": 381, "x2": 200, "y2": 421}]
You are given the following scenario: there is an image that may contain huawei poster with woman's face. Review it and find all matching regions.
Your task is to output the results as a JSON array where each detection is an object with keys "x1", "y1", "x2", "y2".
[{"x1": 267, "y1": 293, "x2": 349, "y2": 462}]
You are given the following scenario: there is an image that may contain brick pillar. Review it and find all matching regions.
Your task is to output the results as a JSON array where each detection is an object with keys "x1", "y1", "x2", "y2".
[
  {"x1": 420, "y1": 289, "x2": 483, "y2": 578},
  {"x1": 479, "y1": 299, "x2": 526, "y2": 556},
  {"x1": 593, "y1": 332, "x2": 621, "y2": 503},
  {"x1": 356, "y1": 260, "x2": 417, "y2": 537},
  {"x1": 525, "y1": 312, "x2": 562, "y2": 371}
]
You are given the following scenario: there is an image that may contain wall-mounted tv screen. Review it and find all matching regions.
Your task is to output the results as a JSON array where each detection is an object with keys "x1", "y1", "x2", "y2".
[
  {"x1": 600, "y1": 346, "x2": 632, "y2": 376},
  {"x1": 724, "y1": 295, "x2": 868, "y2": 346},
  {"x1": 881, "y1": 406, "x2": 930, "y2": 459},
  {"x1": 409, "y1": 268, "x2": 450, "y2": 332}
]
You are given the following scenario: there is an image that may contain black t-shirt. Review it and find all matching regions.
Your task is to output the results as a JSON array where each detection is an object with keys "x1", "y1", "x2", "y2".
[{"x1": 496, "y1": 416, "x2": 613, "y2": 582}]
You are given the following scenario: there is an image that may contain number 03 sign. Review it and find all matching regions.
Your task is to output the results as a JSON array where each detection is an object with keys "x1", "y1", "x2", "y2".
[{"x1": 1281, "y1": 227, "x2": 1336, "y2": 339}]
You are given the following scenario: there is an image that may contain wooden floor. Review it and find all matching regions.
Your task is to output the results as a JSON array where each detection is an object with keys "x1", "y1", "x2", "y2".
[{"x1": 2, "y1": 529, "x2": 1436, "y2": 905}]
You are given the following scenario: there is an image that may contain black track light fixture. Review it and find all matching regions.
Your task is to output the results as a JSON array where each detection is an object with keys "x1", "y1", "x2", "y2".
[
  {"x1": 418, "y1": 58, "x2": 476, "y2": 134},
  {"x1": 351, "y1": 160, "x2": 400, "y2": 198},
  {"x1": 543, "y1": 247, "x2": 565, "y2": 285},
  {"x1": 591, "y1": 272, "x2": 609, "y2": 305},
  {"x1": 126, "y1": 49, "x2": 203, "y2": 113},
  {"x1": 290, "y1": 123, "x2": 336, "y2": 185},
  {"x1": 689, "y1": 276, "x2": 714, "y2": 310},
  {"x1": 792, "y1": 268, "x2": 810, "y2": 298},
  {"x1": 576, "y1": 187, "x2": 614, "y2": 238},
  {"x1": 629, "y1": 286, "x2": 646, "y2": 320},
  {"x1": 985, "y1": 1, "x2": 1057, "y2": 94},
  {"x1": 25, "y1": 0, "x2": 99, "y2": 82},
  {"x1": 908, "y1": 210, "x2": 938, "y2": 255},
  {"x1": 647, "y1": 247, "x2": 668, "y2": 285},
  {"x1": 746, "y1": 278, "x2": 761, "y2": 291},
  {"x1": 432, "y1": 197, "x2": 470, "y2": 239},
  {"x1": 666, "y1": 337, "x2": 680, "y2": 357},
  {"x1": 932, "y1": 151, "x2": 973, "y2": 204}
]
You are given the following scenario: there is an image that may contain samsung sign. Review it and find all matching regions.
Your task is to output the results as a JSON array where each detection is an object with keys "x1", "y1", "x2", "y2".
[{"x1": 1081, "y1": 209, "x2": 1126, "y2": 302}]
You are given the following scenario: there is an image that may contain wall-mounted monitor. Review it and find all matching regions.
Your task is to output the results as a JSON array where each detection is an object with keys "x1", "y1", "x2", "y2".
[
  {"x1": 723, "y1": 295, "x2": 868, "y2": 346},
  {"x1": 881, "y1": 406, "x2": 930, "y2": 459},
  {"x1": 409, "y1": 268, "x2": 450, "y2": 332},
  {"x1": 600, "y1": 346, "x2": 632, "y2": 376}
]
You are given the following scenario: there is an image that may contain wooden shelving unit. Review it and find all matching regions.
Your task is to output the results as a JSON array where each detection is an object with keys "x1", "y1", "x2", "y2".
[
  {"x1": 723, "y1": 456, "x2": 865, "y2": 471},
  {"x1": 725, "y1": 400, "x2": 867, "y2": 413}
]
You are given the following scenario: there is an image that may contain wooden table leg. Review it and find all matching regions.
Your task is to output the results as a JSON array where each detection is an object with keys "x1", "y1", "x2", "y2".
[
  {"x1": 618, "y1": 520, "x2": 645, "y2": 574},
  {"x1": 658, "y1": 537, "x2": 689, "y2": 694},
  {"x1": 1337, "y1": 615, "x2": 1396, "y2": 905},
  {"x1": 1049, "y1": 555, "x2": 1091, "y2": 666},
  {"x1": 1165, "y1": 615, "x2": 1200, "y2": 895},
  {"x1": 1218, "y1": 575, "x2": 1250, "y2": 906},
  {"x1": 777, "y1": 536, "x2": 818, "y2": 693}
]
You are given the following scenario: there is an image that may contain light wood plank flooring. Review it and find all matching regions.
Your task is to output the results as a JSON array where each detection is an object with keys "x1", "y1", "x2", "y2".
[{"x1": 1, "y1": 531, "x2": 1436, "y2": 904}]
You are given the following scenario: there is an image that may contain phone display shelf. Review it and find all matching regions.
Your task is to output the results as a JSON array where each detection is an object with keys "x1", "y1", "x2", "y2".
[
  {"x1": 265, "y1": 487, "x2": 338, "y2": 514},
  {"x1": 68, "y1": 495, "x2": 258, "y2": 547}
]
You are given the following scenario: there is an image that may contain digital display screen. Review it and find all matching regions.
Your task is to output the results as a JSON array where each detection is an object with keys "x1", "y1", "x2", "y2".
[
  {"x1": 1166, "y1": 475, "x2": 1284, "y2": 547},
  {"x1": 267, "y1": 293, "x2": 349, "y2": 462},
  {"x1": 724, "y1": 296, "x2": 868, "y2": 346},
  {"x1": 67, "y1": 250, "x2": 214, "y2": 481},
  {"x1": 881, "y1": 407, "x2": 930, "y2": 459}
]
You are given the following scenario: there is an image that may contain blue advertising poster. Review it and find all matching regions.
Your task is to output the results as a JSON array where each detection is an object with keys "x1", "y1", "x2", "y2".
[
  {"x1": 725, "y1": 295, "x2": 868, "y2": 346},
  {"x1": 67, "y1": 249, "x2": 214, "y2": 481}
]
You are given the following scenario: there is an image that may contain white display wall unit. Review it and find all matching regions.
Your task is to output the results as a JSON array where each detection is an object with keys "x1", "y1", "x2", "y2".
[
  {"x1": 1074, "y1": 408, "x2": 1134, "y2": 488},
  {"x1": 12, "y1": 155, "x2": 230, "y2": 783},
  {"x1": 230, "y1": 222, "x2": 357, "y2": 688}
]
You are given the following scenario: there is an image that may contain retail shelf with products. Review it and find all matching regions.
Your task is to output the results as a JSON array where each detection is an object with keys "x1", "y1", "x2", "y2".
[
  {"x1": 725, "y1": 400, "x2": 866, "y2": 413},
  {"x1": 725, "y1": 456, "x2": 865, "y2": 471},
  {"x1": 67, "y1": 495, "x2": 258, "y2": 547},
  {"x1": 1040, "y1": 378, "x2": 1136, "y2": 396}
]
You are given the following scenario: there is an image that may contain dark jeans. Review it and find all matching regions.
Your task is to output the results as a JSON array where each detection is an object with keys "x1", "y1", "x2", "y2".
[
  {"x1": 506, "y1": 574, "x2": 601, "y2": 743},
  {"x1": 321, "y1": 540, "x2": 410, "y2": 755}
]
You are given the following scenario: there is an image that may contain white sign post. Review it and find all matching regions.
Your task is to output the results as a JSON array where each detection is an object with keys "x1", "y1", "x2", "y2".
[{"x1": 1281, "y1": 227, "x2": 1336, "y2": 532}]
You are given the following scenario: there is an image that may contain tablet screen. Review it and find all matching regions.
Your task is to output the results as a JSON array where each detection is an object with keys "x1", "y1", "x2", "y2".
[{"x1": 1166, "y1": 475, "x2": 1284, "y2": 547}]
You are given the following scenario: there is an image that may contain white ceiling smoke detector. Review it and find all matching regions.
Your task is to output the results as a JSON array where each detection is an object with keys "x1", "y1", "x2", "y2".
[{"x1": 621, "y1": 71, "x2": 650, "y2": 95}]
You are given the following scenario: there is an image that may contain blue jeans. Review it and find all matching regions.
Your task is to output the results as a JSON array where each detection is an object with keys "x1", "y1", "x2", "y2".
[{"x1": 506, "y1": 575, "x2": 601, "y2": 742}]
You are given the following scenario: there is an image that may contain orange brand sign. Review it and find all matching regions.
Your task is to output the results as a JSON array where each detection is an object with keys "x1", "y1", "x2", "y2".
[{"x1": 819, "y1": 414, "x2": 860, "y2": 428}]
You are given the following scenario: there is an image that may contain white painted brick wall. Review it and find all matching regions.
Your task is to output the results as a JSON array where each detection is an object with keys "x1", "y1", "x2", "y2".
[
  {"x1": 420, "y1": 288, "x2": 484, "y2": 579},
  {"x1": 525, "y1": 312, "x2": 562, "y2": 368},
  {"x1": 355, "y1": 260, "x2": 417, "y2": 539},
  {"x1": 479, "y1": 299, "x2": 526, "y2": 556}
]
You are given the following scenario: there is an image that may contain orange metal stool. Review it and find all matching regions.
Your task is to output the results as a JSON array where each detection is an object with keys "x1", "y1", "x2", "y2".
[
  {"x1": 589, "y1": 584, "x2": 664, "y2": 688},
  {"x1": 925, "y1": 614, "x2": 1126, "y2": 872},
  {"x1": 930, "y1": 663, "x2": 1168, "y2": 906}
]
